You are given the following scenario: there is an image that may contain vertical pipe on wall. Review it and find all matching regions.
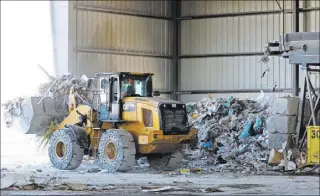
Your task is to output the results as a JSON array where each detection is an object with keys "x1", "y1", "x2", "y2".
[
  {"x1": 68, "y1": 1, "x2": 77, "y2": 74},
  {"x1": 171, "y1": 0, "x2": 181, "y2": 100},
  {"x1": 50, "y1": 1, "x2": 57, "y2": 76},
  {"x1": 292, "y1": 0, "x2": 299, "y2": 96}
]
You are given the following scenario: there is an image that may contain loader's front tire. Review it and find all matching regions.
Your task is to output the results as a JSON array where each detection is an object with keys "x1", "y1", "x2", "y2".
[
  {"x1": 97, "y1": 129, "x2": 136, "y2": 172},
  {"x1": 147, "y1": 151, "x2": 183, "y2": 171},
  {"x1": 48, "y1": 127, "x2": 84, "y2": 170}
]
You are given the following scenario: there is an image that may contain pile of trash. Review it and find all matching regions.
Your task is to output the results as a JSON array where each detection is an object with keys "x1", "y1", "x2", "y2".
[
  {"x1": 36, "y1": 73, "x2": 90, "y2": 100},
  {"x1": 2, "y1": 73, "x2": 91, "y2": 129},
  {"x1": 2, "y1": 97, "x2": 25, "y2": 128},
  {"x1": 184, "y1": 93, "x2": 273, "y2": 173}
]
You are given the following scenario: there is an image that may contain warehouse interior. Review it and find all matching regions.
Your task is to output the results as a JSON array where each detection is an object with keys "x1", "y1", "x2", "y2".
[
  {"x1": 1, "y1": 0, "x2": 319, "y2": 195},
  {"x1": 51, "y1": 0, "x2": 320, "y2": 102}
]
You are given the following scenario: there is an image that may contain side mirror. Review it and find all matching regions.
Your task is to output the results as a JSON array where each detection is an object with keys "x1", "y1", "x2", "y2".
[
  {"x1": 87, "y1": 78, "x2": 94, "y2": 89},
  {"x1": 146, "y1": 76, "x2": 153, "y2": 97},
  {"x1": 153, "y1": 91, "x2": 160, "y2": 97}
]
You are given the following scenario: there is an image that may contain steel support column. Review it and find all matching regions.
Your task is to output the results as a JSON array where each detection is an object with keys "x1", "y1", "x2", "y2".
[
  {"x1": 171, "y1": 0, "x2": 181, "y2": 100},
  {"x1": 292, "y1": 0, "x2": 300, "y2": 96}
]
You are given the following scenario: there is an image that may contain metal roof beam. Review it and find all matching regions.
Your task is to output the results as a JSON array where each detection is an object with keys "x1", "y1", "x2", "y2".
[
  {"x1": 179, "y1": 52, "x2": 264, "y2": 59},
  {"x1": 76, "y1": 48, "x2": 172, "y2": 59},
  {"x1": 74, "y1": 5, "x2": 171, "y2": 20},
  {"x1": 178, "y1": 7, "x2": 320, "y2": 20}
]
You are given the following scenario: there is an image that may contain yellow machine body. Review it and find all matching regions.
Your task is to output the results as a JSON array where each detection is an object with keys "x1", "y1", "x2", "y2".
[
  {"x1": 307, "y1": 126, "x2": 320, "y2": 165},
  {"x1": 53, "y1": 73, "x2": 197, "y2": 156},
  {"x1": 117, "y1": 97, "x2": 197, "y2": 154}
]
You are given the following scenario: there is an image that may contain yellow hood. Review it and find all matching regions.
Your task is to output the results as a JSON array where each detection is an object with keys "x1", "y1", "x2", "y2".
[{"x1": 122, "y1": 96, "x2": 183, "y2": 107}]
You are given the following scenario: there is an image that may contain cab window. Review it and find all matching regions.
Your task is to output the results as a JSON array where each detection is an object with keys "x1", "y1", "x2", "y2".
[
  {"x1": 112, "y1": 78, "x2": 119, "y2": 102},
  {"x1": 100, "y1": 78, "x2": 108, "y2": 89},
  {"x1": 121, "y1": 77, "x2": 146, "y2": 97}
]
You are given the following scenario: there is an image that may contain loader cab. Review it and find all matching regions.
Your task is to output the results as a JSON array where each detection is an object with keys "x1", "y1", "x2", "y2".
[
  {"x1": 120, "y1": 73, "x2": 154, "y2": 98},
  {"x1": 95, "y1": 72, "x2": 155, "y2": 122}
]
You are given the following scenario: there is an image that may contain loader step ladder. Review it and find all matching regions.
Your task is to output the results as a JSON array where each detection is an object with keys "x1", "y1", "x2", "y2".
[{"x1": 90, "y1": 128, "x2": 101, "y2": 158}]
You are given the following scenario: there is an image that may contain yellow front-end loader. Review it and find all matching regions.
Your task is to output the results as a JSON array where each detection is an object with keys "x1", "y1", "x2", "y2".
[{"x1": 29, "y1": 72, "x2": 197, "y2": 172}]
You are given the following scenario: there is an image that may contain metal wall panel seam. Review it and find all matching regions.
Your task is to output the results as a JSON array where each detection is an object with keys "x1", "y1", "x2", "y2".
[
  {"x1": 176, "y1": 88, "x2": 294, "y2": 94},
  {"x1": 179, "y1": 52, "x2": 264, "y2": 59},
  {"x1": 75, "y1": 48, "x2": 172, "y2": 59},
  {"x1": 178, "y1": 7, "x2": 320, "y2": 20},
  {"x1": 74, "y1": 5, "x2": 171, "y2": 20}
]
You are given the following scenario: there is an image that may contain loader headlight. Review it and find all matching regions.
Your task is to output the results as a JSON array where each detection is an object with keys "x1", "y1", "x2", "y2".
[
  {"x1": 163, "y1": 104, "x2": 167, "y2": 108},
  {"x1": 153, "y1": 134, "x2": 158, "y2": 139}
]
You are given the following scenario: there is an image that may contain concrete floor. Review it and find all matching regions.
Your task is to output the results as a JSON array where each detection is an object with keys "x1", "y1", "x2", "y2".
[
  {"x1": 1, "y1": 165, "x2": 319, "y2": 195},
  {"x1": 2, "y1": 117, "x2": 319, "y2": 195}
]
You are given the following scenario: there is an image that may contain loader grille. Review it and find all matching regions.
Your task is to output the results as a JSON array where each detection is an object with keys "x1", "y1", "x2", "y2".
[{"x1": 160, "y1": 104, "x2": 188, "y2": 135}]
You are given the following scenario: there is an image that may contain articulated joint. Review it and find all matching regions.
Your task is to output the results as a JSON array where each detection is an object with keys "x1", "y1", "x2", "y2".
[{"x1": 64, "y1": 124, "x2": 89, "y2": 148}]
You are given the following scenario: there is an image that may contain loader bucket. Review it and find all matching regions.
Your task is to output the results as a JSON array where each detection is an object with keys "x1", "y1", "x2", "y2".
[{"x1": 19, "y1": 97, "x2": 68, "y2": 135}]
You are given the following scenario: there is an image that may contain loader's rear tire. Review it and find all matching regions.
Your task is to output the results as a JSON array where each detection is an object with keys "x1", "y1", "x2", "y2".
[
  {"x1": 147, "y1": 151, "x2": 183, "y2": 171},
  {"x1": 97, "y1": 129, "x2": 136, "y2": 172},
  {"x1": 48, "y1": 127, "x2": 84, "y2": 170}
]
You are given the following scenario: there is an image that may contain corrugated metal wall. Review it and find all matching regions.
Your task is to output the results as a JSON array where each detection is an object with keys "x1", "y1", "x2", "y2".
[
  {"x1": 67, "y1": 0, "x2": 172, "y2": 96},
  {"x1": 179, "y1": 0, "x2": 320, "y2": 102}
]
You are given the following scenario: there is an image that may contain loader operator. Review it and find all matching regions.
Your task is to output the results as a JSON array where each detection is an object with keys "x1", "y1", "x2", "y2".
[{"x1": 121, "y1": 78, "x2": 136, "y2": 98}]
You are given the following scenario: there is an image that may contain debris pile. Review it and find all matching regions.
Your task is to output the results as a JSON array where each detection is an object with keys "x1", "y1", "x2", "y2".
[
  {"x1": 36, "y1": 73, "x2": 90, "y2": 100},
  {"x1": 1, "y1": 69, "x2": 316, "y2": 173},
  {"x1": 2, "y1": 73, "x2": 91, "y2": 130},
  {"x1": 184, "y1": 94, "x2": 273, "y2": 173},
  {"x1": 2, "y1": 97, "x2": 25, "y2": 128}
]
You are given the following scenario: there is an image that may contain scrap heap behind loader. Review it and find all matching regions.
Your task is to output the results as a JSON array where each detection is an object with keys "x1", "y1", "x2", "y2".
[{"x1": 21, "y1": 72, "x2": 197, "y2": 171}]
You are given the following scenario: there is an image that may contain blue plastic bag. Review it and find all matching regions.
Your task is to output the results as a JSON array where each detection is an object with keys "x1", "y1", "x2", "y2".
[
  {"x1": 228, "y1": 109, "x2": 233, "y2": 116},
  {"x1": 253, "y1": 117, "x2": 263, "y2": 131},
  {"x1": 224, "y1": 96, "x2": 234, "y2": 108},
  {"x1": 239, "y1": 121, "x2": 252, "y2": 139},
  {"x1": 240, "y1": 116, "x2": 264, "y2": 139},
  {"x1": 201, "y1": 140, "x2": 213, "y2": 149}
]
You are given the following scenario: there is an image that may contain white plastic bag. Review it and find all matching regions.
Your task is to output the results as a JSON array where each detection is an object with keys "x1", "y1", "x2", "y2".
[{"x1": 256, "y1": 90, "x2": 271, "y2": 109}]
